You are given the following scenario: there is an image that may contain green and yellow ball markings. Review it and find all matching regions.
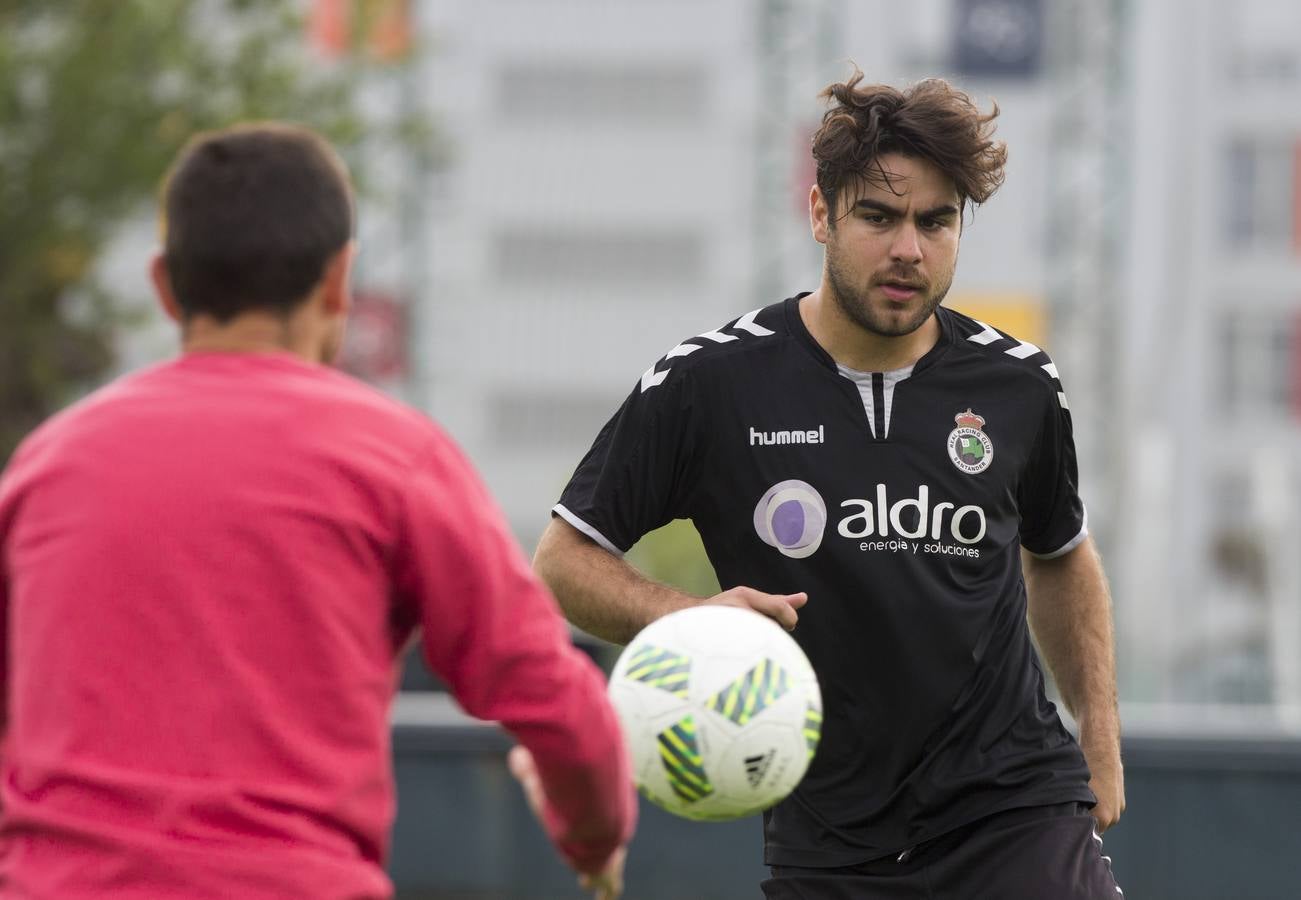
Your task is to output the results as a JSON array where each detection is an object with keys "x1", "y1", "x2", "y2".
[
  {"x1": 803, "y1": 704, "x2": 822, "y2": 759},
  {"x1": 705, "y1": 658, "x2": 790, "y2": 726},
  {"x1": 657, "y1": 715, "x2": 713, "y2": 802},
  {"x1": 624, "y1": 644, "x2": 691, "y2": 699}
]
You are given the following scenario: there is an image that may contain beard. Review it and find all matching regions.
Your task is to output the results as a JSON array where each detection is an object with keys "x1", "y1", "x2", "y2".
[{"x1": 825, "y1": 247, "x2": 954, "y2": 339}]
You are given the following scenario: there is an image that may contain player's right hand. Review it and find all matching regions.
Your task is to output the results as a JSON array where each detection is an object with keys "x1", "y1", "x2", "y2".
[
  {"x1": 577, "y1": 845, "x2": 626, "y2": 900},
  {"x1": 707, "y1": 586, "x2": 808, "y2": 631},
  {"x1": 508, "y1": 746, "x2": 628, "y2": 899}
]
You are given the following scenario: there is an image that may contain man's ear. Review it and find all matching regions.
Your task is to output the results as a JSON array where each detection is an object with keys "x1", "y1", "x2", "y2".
[
  {"x1": 149, "y1": 253, "x2": 185, "y2": 323},
  {"x1": 319, "y1": 242, "x2": 356, "y2": 317},
  {"x1": 810, "y1": 185, "x2": 831, "y2": 245}
]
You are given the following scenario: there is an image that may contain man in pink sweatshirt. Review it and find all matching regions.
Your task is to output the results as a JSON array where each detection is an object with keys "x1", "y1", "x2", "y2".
[{"x1": 0, "y1": 122, "x2": 635, "y2": 899}]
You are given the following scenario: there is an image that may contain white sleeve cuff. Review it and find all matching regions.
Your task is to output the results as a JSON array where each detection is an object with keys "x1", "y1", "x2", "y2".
[
  {"x1": 552, "y1": 504, "x2": 625, "y2": 557},
  {"x1": 1025, "y1": 507, "x2": 1089, "y2": 560}
]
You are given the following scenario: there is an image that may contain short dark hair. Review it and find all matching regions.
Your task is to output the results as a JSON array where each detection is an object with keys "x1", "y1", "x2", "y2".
[
  {"x1": 812, "y1": 69, "x2": 1007, "y2": 221},
  {"x1": 160, "y1": 122, "x2": 354, "y2": 321}
]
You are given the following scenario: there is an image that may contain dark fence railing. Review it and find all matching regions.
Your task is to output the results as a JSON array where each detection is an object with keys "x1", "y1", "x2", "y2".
[{"x1": 388, "y1": 695, "x2": 1301, "y2": 900}]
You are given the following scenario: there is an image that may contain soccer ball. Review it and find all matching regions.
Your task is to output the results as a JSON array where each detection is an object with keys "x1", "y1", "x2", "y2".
[{"x1": 608, "y1": 605, "x2": 822, "y2": 821}]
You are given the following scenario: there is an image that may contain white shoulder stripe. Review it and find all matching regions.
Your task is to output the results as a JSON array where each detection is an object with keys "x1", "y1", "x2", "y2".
[
  {"x1": 1057, "y1": 391, "x2": 1069, "y2": 409},
  {"x1": 639, "y1": 309, "x2": 779, "y2": 391},
  {"x1": 1041, "y1": 362, "x2": 1059, "y2": 379},
  {"x1": 553, "y1": 504, "x2": 624, "y2": 556},
  {"x1": 733, "y1": 308, "x2": 775, "y2": 336},
  {"x1": 639, "y1": 365, "x2": 669, "y2": 393},
  {"x1": 666, "y1": 343, "x2": 702, "y2": 359},
  {"x1": 966, "y1": 319, "x2": 1001, "y2": 345},
  {"x1": 1005, "y1": 340, "x2": 1041, "y2": 359}
]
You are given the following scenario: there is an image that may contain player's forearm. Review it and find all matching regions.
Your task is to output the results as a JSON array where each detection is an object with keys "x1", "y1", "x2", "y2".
[
  {"x1": 1023, "y1": 539, "x2": 1120, "y2": 739},
  {"x1": 533, "y1": 517, "x2": 695, "y2": 645}
]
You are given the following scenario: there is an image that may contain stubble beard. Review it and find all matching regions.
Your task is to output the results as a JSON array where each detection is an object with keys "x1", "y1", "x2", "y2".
[{"x1": 825, "y1": 248, "x2": 953, "y2": 339}]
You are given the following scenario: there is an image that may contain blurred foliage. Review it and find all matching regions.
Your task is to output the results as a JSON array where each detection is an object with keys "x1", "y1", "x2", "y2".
[
  {"x1": 0, "y1": 0, "x2": 437, "y2": 465},
  {"x1": 627, "y1": 519, "x2": 721, "y2": 599}
]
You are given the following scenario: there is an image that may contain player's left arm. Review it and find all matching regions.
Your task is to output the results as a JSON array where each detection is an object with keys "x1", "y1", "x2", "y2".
[
  {"x1": 1023, "y1": 538, "x2": 1124, "y2": 832},
  {"x1": 0, "y1": 552, "x2": 7, "y2": 741},
  {"x1": 0, "y1": 469, "x2": 14, "y2": 744}
]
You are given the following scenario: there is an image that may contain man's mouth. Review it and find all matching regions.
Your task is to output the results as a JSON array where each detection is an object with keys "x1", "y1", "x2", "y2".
[{"x1": 879, "y1": 281, "x2": 923, "y2": 301}]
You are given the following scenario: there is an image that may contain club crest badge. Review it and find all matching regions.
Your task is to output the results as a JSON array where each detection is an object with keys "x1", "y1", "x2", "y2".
[{"x1": 947, "y1": 409, "x2": 994, "y2": 474}]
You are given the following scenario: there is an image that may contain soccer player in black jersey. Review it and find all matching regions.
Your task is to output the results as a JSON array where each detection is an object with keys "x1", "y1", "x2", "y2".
[{"x1": 535, "y1": 70, "x2": 1124, "y2": 899}]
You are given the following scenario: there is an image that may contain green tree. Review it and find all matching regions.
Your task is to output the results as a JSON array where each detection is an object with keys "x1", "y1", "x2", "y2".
[{"x1": 0, "y1": 0, "x2": 430, "y2": 463}]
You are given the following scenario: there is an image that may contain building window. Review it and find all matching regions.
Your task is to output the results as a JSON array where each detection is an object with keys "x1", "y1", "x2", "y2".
[
  {"x1": 489, "y1": 390, "x2": 619, "y2": 447},
  {"x1": 496, "y1": 62, "x2": 706, "y2": 124},
  {"x1": 493, "y1": 227, "x2": 704, "y2": 287},
  {"x1": 1223, "y1": 137, "x2": 1300, "y2": 255},
  {"x1": 1224, "y1": 0, "x2": 1301, "y2": 88},
  {"x1": 1220, "y1": 308, "x2": 1301, "y2": 420}
]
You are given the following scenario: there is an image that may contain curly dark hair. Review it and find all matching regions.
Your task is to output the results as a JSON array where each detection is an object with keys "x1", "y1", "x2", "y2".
[{"x1": 812, "y1": 68, "x2": 1007, "y2": 222}]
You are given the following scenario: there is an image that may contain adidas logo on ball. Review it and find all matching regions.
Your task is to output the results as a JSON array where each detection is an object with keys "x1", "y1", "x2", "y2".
[{"x1": 744, "y1": 750, "x2": 776, "y2": 788}]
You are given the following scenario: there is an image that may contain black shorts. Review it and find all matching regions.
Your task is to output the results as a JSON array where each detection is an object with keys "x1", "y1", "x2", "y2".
[{"x1": 761, "y1": 802, "x2": 1122, "y2": 900}]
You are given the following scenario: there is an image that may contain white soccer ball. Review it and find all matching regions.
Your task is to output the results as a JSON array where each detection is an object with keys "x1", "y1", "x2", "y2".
[{"x1": 608, "y1": 604, "x2": 822, "y2": 821}]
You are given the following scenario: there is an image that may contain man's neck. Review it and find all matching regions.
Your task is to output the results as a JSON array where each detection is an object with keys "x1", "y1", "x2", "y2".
[
  {"x1": 180, "y1": 311, "x2": 320, "y2": 363},
  {"x1": 799, "y1": 288, "x2": 940, "y2": 372}
]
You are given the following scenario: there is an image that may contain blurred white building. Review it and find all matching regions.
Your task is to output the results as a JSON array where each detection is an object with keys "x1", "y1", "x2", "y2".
[
  {"x1": 103, "y1": 0, "x2": 1300, "y2": 714},
  {"x1": 409, "y1": 0, "x2": 1301, "y2": 715},
  {"x1": 414, "y1": 0, "x2": 1057, "y2": 544},
  {"x1": 417, "y1": 0, "x2": 754, "y2": 544},
  {"x1": 1113, "y1": 0, "x2": 1301, "y2": 714}
]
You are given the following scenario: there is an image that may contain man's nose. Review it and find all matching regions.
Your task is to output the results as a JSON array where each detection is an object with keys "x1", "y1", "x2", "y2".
[{"x1": 890, "y1": 223, "x2": 922, "y2": 264}]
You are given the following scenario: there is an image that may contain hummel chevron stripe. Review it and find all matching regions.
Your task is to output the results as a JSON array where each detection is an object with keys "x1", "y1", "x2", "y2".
[
  {"x1": 640, "y1": 366, "x2": 669, "y2": 392},
  {"x1": 966, "y1": 320, "x2": 1001, "y2": 345},
  {"x1": 638, "y1": 308, "x2": 775, "y2": 392},
  {"x1": 666, "y1": 343, "x2": 703, "y2": 359},
  {"x1": 734, "y1": 309, "x2": 775, "y2": 336},
  {"x1": 1005, "y1": 340, "x2": 1041, "y2": 359}
]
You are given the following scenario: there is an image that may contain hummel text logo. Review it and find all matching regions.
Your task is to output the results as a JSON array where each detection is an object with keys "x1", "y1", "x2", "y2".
[{"x1": 750, "y1": 426, "x2": 825, "y2": 446}]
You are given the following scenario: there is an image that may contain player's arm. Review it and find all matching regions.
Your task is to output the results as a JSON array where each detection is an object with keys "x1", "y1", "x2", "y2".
[
  {"x1": 395, "y1": 435, "x2": 636, "y2": 888},
  {"x1": 534, "y1": 517, "x2": 805, "y2": 646},
  {"x1": 1022, "y1": 538, "x2": 1124, "y2": 832},
  {"x1": 542, "y1": 346, "x2": 805, "y2": 646},
  {"x1": 0, "y1": 547, "x2": 8, "y2": 742},
  {"x1": 0, "y1": 464, "x2": 16, "y2": 743}
]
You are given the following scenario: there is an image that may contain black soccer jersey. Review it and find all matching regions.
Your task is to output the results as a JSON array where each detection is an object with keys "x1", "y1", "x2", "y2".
[{"x1": 555, "y1": 295, "x2": 1095, "y2": 866}]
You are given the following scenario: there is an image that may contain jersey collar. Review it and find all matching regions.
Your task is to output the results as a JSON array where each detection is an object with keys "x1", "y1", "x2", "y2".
[{"x1": 784, "y1": 293, "x2": 956, "y2": 376}]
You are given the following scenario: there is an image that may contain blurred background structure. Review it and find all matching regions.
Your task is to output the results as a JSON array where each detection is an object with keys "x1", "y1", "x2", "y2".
[
  {"x1": 411, "y1": 0, "x2": 1301, "y2": 722},
  {"x1": 4, "y1": 0, "x2": 1300, "y2": 897}
]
